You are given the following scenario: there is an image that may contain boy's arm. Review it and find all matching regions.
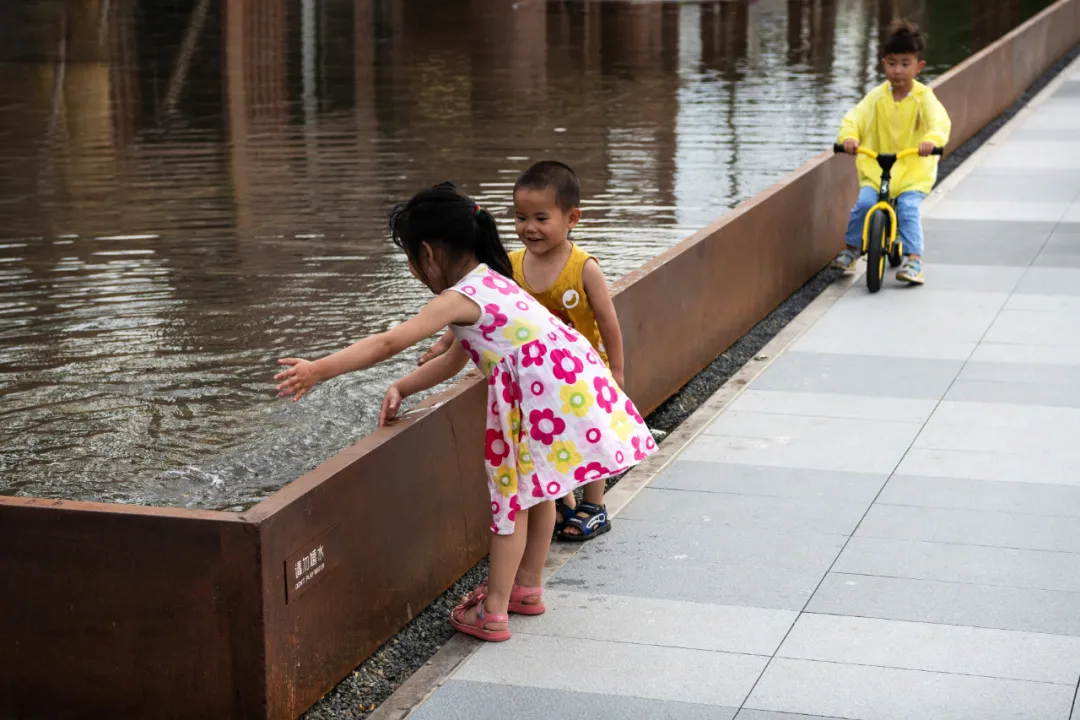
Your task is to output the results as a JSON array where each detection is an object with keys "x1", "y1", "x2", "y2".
[
  {"x1": 581, "y1": 259, "x2": 625, "y2": 388},
  {"x1": 837, "y1": 94, "x2": 873, "y2": 144},
  {"x1": 921, "y1": 91, "x2": 951, "y2": 149}
]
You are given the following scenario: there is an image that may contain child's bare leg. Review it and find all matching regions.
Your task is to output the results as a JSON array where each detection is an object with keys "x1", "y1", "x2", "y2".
[
  {"x1": 561, "y1": 490, "x2": 577, "y2": 510},
  {"x1": 582, "y1": 479, "x2": 604, "y2": 508},
  {"x1": 516, "y1": 500, "x2": 555, "y2": 590},
  {"x1": 476, "y1": 511, "x2": 529, "y2": 625}
]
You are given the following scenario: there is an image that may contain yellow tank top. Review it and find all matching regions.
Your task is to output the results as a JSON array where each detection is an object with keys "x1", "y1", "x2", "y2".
[{"x1": 510, "y1": 245, "x2": 608, "y2": 365}]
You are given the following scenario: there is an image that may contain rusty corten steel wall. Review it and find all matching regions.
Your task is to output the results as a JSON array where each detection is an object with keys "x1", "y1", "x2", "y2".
[
  {"x1": 0, "y1": 499, "x2": 265, "y2": 719},
  {"x1": 2, "y1": 2, "x2": 1079, "y2": 717}
]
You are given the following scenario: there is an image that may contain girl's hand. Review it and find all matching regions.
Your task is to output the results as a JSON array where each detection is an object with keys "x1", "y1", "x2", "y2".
[
  {"x1": 379, "y1": 385, "x2": 403, "y2": 426},
  {"x1": 275, "y1": 358, "x2": 322, "y2": 401},
  {"x1": 918, "y1": 141, "x2": 936, "y2": 157}
]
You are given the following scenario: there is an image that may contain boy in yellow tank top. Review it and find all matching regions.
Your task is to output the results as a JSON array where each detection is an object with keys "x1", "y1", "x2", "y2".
[{"x1": 421, "y1": 161, "x2": 625, "y2": 541}]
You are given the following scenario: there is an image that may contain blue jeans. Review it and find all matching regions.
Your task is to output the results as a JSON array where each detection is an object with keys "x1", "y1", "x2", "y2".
[{"x1": 844, "y1": 186, "x2": 927, "y2": 257}]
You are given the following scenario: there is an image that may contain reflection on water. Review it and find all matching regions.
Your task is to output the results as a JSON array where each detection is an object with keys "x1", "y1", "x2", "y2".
[{"x1": 0, "y1": 0, "x2": 1049, "y2": 509}]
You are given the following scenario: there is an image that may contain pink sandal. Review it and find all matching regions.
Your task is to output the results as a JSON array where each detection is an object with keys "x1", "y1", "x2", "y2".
[
  {"x1": 450, "y1": 592, "x2": 511, "y2": 642},
  {"x1": 469, "y1": 581, "x2": 546, "y2": 616}
]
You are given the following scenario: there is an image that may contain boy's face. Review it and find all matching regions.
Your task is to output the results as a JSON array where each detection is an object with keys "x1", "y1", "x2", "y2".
[
  {"x1": 513, "y1": 187, "x2": 581, "y2": 257},
  {"x1": 882, "y1": 53, "x2": 925, "y2": 92}
]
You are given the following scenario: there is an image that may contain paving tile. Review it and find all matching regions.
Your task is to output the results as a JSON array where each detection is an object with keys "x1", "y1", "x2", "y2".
[
  {"x1": 984, "y1": 309, "x2": 1080, "y2": 346},
  {"x1": 942, "y1": 169, "x2": 1080, "y2": 203},
  {"x1": 736, "y1": 712, "x2": 845, "y2": 720},
  {"x1": 620, "y1": 488, "x2": 870, "y2": 536},
  {"x1": 897, "y1": 447, "x2": 1080, "y2": 487},
  {"x1": 689, "y1": 413, "x2": 921, "y2": 475},
  {"x1": 779, "y1": 614, "x2": 1080, "y2": 684},
  {"x1": 652, "y1": 461, "x2": 887, "y2": 503},
  {"x1": 908, "y1": 264, "x2": 1026, "y2": 293},
  {"x1": 913, "y1": 419, "x2": 1080, "y2": 458},
  {"x1": 456, "y1": 634, "x2": 767, "y2": 707},
  {"x1": 994, "y1": 125, "x2": 1080, "y2": 143},
  {"x1": 834, "y1": 536, "x2": 1080, "y2": 592},
  {"x1": 1064, "y1": 203, "x2": 1080, "y2": 223},
  {"x1": 879, "y1": 475, "x2": 1080, "y2": 518},
  {"x1": 927, "y1": 400, "x2": 1080, "y2": 434},
  {"x1": 728, "y1": 389, "x2": 937, "y2": 423},
  {"x1": 945, "y1": 379, "x2": 1080, "y2": 408},
  {"x1": 410, "y1": 680, "x2": 738, "y2": 720},
  {"x1": 808, "y1": 573, "x2": 1080, "y2": 637},
  {"x1": 922, "y1": 219, "x2": 1057, "y2": 244},
  {"x1": 946, "y1": 365, "x2": 1080, "y2": 407},
  {"x1": 1016, "y1": 267, "x2": 1080, "y2": 296},
  {"x1": 858, "y1": 503, "x2": 1080, "y2": 554},
  {"x1": 969, "y1": 341, "x2": 1080, "y2": 366},
  {"x1": 1035, "y1": 229, "x2": 1080, "y2": 267},
  {"x1": 1005, "y1": 292, "x2": 1080, "y2": 312},
  {"x1": 744, "y1": 657, "x2": 1074, "y2": 720},
  {"x1": 928, "y1": 199, "x2": 1071, "y2": 222},
  {"x1": 791, "y1": 331, "x2": 976, "y2": 360},
  {"x1": 1017, "y1": 105, "x2": 1080, "y2": 131},
  {"x1": 807, "y1": 292, "x2": 1004, "y2": 343},
  {"x1": 983, "y1": 141, "x2": 1080, "y2": 170},
  {"x1": 925, "y1": 233, "x2": 1046, "y2": 266},
  {"x1": 548, "y1": 519, "x2": 844, "y2": 610},
  {"x1": 747, "y1": 352, "x2": 962, "y2": 400},
  {"x1": 1053, "y1": 81, "x2": 1080, "y2": 100},
  {"x1": 515, "y1": 590, "x2": 796, "y2": 656},
  {"x1": 958, "y1": 359, "x2": 1080, "y2": 388}
]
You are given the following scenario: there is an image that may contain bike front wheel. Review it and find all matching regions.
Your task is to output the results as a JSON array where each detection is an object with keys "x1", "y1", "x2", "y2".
[{"x1": 866, "y1": 210, "x2": 888, "y2": 294}]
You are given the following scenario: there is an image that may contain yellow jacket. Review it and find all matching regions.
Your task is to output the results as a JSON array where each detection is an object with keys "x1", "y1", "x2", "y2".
[{"x1": 837, "y1": 80, "x2": 951, "y2": 197}]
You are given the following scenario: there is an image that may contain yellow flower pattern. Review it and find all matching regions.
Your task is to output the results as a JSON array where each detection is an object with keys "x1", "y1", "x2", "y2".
[
  {"x1": 493, "y1": 465, "x2": 518, "y2": 497},
  {"x1": 560, "y1": 381, "x2": 594, "y2": 418},
  {"x1": 547, "y1": 440, "x2": 582, "y2": 474},
  {"x1": 610, "y1": 409, "x2": 633, "y2": 441},
  {"x1": 502, "y1": 318, "x2": 543, "y2": 348},
  {"x1": 516, "y1": 442, "x2": 534, "y2": 475}
]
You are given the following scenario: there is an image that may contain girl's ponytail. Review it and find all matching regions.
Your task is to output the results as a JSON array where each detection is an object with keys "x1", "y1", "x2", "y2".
[{"x1": 473, "y1": 208, "x2": 513, "y2": 280}]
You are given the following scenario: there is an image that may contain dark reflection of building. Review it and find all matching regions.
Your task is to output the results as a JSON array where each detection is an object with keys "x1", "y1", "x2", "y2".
[
  {"x1": 787, "y1": 0, "x2": 838, "y2": 78},
  {"x1": 700, "y1": 0, "x2": 749, "y2": 81}
]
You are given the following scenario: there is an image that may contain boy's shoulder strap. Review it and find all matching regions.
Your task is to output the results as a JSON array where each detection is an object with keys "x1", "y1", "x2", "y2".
[{"x1": 566, "y1": 244, "x2": 596, "y2": 283}]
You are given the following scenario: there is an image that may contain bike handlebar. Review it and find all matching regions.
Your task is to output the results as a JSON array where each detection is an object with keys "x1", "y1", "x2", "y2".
[{"x1": 832, "y1": 143, "x2": 944, "y2": 159}]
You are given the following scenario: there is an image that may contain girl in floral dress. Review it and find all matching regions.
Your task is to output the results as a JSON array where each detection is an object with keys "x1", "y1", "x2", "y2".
[{"x1": 275, "y1": 183, "x2": 655, "y2": 642}]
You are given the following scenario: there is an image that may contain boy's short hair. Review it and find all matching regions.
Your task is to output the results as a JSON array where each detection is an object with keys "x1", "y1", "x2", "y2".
[
  {"x1": 882, "y1": 19, "x2": 925, "y2": 58},
  {"x1": 514, "y1": 161, "x2": 580, "y2": 212}
]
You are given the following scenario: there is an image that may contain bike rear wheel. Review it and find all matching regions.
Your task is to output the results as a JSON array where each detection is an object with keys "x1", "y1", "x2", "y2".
[{"x1": 866, "y1": 210, "x2": 888, "y2": 293}]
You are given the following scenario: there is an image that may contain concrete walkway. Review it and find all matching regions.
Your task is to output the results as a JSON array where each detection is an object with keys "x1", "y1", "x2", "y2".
[{"x1": 408, "y1": 58, "x2": 1080, "y2": 720}]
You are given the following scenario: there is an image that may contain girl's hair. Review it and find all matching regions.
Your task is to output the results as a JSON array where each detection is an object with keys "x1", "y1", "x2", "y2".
[{"x1": 388, "y1": 182, "x2": 513, "y2": 285}]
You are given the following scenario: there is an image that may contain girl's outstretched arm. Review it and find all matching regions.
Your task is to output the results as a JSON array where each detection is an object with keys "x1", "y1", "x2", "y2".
[
  {"x1": 275, "y1": 291, "x2": 480, "y2": 401},
  {"x1": 581, "y1": 258, "x2": 625, "y2": 388}
]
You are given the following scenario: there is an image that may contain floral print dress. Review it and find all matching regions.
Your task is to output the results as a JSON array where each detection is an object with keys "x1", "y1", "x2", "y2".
[{"x1": 449, "y1": 265, "x2": 656, "y2": 535}]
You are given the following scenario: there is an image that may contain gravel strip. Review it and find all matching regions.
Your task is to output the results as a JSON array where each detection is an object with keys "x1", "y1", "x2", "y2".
[{"x1": 302, "y1": 40, "x2": 1080, "y2": 720}]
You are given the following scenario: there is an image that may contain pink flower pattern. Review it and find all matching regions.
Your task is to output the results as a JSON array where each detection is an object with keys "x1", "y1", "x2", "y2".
[
  {"x1": 521, "y1": 340, "x2": 547, "y2": 368},
  {"x1": 485, "y1": 429, "x2": 509, "y2": 467},
  {"x1": 446, "y1": 265, "x2": 654, "y2": 536},
  {"x1": 551, "y1": 349, "x2": 584, "y2": 385},
  {"x1": 594, "y1": 377, "x2": 619, "y2": 413},
  {"x1": 529, "y1": 408, "x2": 566, "y2": 446},
  {"x1": 483, "y1": 273, "x2": 519, "y2": 296},
  {"x1": 478, "y1": 303, "x2": 508, "y2": 341}
]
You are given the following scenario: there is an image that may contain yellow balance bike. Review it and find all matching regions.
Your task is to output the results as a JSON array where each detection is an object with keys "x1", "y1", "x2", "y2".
[{"x1": 833, "y1": 144, "x2": 943, "y2": 293}]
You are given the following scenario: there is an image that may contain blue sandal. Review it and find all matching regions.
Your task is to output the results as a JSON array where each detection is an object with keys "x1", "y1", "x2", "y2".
[
  {"x1": 554, "y1": 498, "x2": 576, "y2": 534},
  {"x1": 558, "y1": 502, "x2": 611, "y2": 542}
]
